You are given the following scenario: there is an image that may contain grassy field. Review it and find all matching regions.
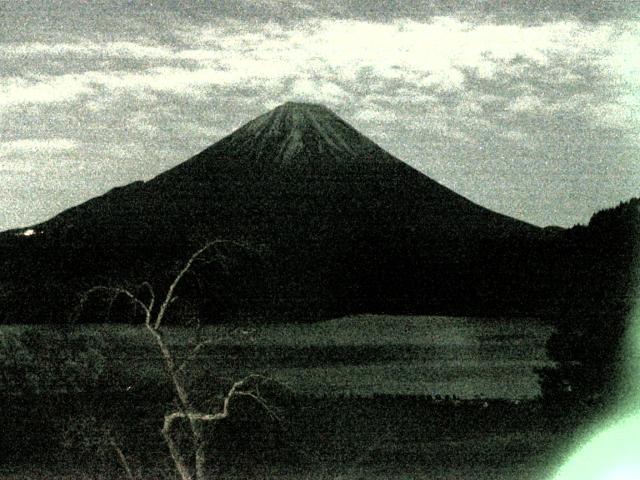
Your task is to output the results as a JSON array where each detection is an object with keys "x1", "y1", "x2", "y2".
[{"x1": 0, "y1": 393, "x2": 575, "y2": 480}]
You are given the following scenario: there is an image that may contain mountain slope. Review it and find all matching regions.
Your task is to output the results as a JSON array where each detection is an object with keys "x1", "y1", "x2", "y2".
[
  {"x1": 0, "y1": 102, "x2": 544, "y2": 323},
  {"x1": 35, "y1": 102, "x2": 537, "y2": 242}
]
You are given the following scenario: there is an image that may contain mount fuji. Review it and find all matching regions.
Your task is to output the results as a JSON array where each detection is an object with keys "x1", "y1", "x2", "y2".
[{"x1": 0, "y1": 102, "x2": 545, "y2": 323}]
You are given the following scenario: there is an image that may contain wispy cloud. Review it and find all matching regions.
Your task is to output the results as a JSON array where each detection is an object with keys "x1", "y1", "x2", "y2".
[
  {"x1": 0, "y1": 138, "x2": 78, "y2": 156},
  {"x1": 4, "y1": 16, "x2": 637, "y2": 112},
  {"x1": 0, "y1": 138, "x2": 80, "y2": 174},
  {"x1": 0, "y1": 9, "x2": 638, "y2": 229},
  {"x1": 3, "y1": 41, "x2": 173, "y2": 59},
  {"x1": 0, "y1": 75, "x2": 94, "y2": 107}
]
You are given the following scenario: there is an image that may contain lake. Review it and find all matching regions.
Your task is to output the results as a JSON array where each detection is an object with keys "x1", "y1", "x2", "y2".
[
  {"x1": 188, "y1": 315, "x2": 555, "y2": 399},
  {"x1": 4, "y1": 315, "x2": 554, "y2": 400}
]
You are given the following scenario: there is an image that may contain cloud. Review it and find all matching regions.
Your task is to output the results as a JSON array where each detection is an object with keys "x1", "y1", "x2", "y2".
[
  {"x1": 3, "y1": 41, "x2": 173, "y2": 59},
  {"x1": 0, "y1": 139, "x2": 79, "y2": 173},
  {"x1": 310, "y1": 0, "x2": 640, "y2": 24},
  {"x1": 508, "y1": 95, "x2": 544, "y2": 112},
  {"x1": 1, "y1": 12, "x2": 639, "y2": 229},
  {"x1": 0, "y1": 138, "x2": 78, "y2": 157},
  {"x1": 3, "y1": 16, "x2": 637, "y2": 112},
  {"x1": 289, "y1": 78, "x2": 349, "y2": 104},
  {"x1": 354, "y1": 106, "x2": 395, "y2": 123},
  {"x1": 0, "y1": 75, "x2": 94, "y2": 107}
]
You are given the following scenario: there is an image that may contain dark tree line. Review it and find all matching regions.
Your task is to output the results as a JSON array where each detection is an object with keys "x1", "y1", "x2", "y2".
[{"x1": 537, "y1": 198, "x2": 639, "y2": 405}]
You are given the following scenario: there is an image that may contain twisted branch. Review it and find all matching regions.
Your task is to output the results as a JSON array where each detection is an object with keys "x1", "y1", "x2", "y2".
[{"x1": 78, "y1": 240, "x2": 270, "y2": 480}]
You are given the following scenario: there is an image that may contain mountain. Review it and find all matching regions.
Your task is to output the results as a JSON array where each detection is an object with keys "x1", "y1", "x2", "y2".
[{"x1": 0, "y1": 102, "x2": 548, "y2": 324}]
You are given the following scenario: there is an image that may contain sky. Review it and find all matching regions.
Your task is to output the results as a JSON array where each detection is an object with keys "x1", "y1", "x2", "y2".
[{"x1": 1, "y1": 0, "x2": 639, "y2": 230}]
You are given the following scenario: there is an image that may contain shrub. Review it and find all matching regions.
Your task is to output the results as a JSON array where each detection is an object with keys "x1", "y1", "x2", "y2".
[{"x1": 0, "y1": 327, "x2": 106, "y2": 395}]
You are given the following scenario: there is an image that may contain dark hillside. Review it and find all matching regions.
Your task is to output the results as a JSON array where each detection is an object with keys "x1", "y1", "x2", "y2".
[{"x1": 537, "y1": 198, "x2": 640, "y2": 404}]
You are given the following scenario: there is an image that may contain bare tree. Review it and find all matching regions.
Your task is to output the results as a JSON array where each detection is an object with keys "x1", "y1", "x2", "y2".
[{"x1": 81, "y1": 241, "x2": 281, "y2": 480}]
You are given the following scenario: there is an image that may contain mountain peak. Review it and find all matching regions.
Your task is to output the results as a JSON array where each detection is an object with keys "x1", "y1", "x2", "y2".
[
  {"x1": 263, "y1": 100, "x2": 338, "y2": 132},
  {"x1": 218, "y1": 101, "x2": 398, "y2": 167},
  {"x1": 278, "y1": 101, "x2": 331, "y2": 112}
]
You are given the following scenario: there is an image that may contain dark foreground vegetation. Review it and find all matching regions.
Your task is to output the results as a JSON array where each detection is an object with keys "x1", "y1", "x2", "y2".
[
  {"x1": 0, "y1": 322, "x2": 606, "y2": 480},
  {"x1": 0, "y1": 387, "x2": 592, "y2": 480}
]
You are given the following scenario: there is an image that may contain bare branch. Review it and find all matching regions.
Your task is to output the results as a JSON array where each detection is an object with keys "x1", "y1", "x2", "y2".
[
  {"x1": 155, "y1": 241, "x2": 216, "y2": 329},
  {"x1": 221, "y1": 374, "x2": 285, "y2": 421},
  {"x1": 79, "y1": 241, "x2": 270, "y2": 480},
  {"x1": 160, "y1": 372, "x2": 284, "y2": 480},
  {"x1": 162, "y1": 413, "x2": 193, "y2": 480},
  {"x1": 155, "y1": 239, "x2": 256, "y2": 329},
  {"x1": 105, "y1": 429, "x2": 136, "y2": 480},
  {"x1": 82, "y1": 286, "x2": 152, "y2": 324},
  {"x1": 177, "y1": 339, "x2": 214, "y2": 375},
  {"x1": 140, "y1": 281, "x2": 156, "y2": 313},
  {"x1": 144, "y1": 322, "x2": 191, "y2": 410},
  {"x1": 164, "y1": 375, "x2": 283, "y2": 426},
  {"x1": 233, "y1": 391, "x2": 282, "y2": 422}
]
